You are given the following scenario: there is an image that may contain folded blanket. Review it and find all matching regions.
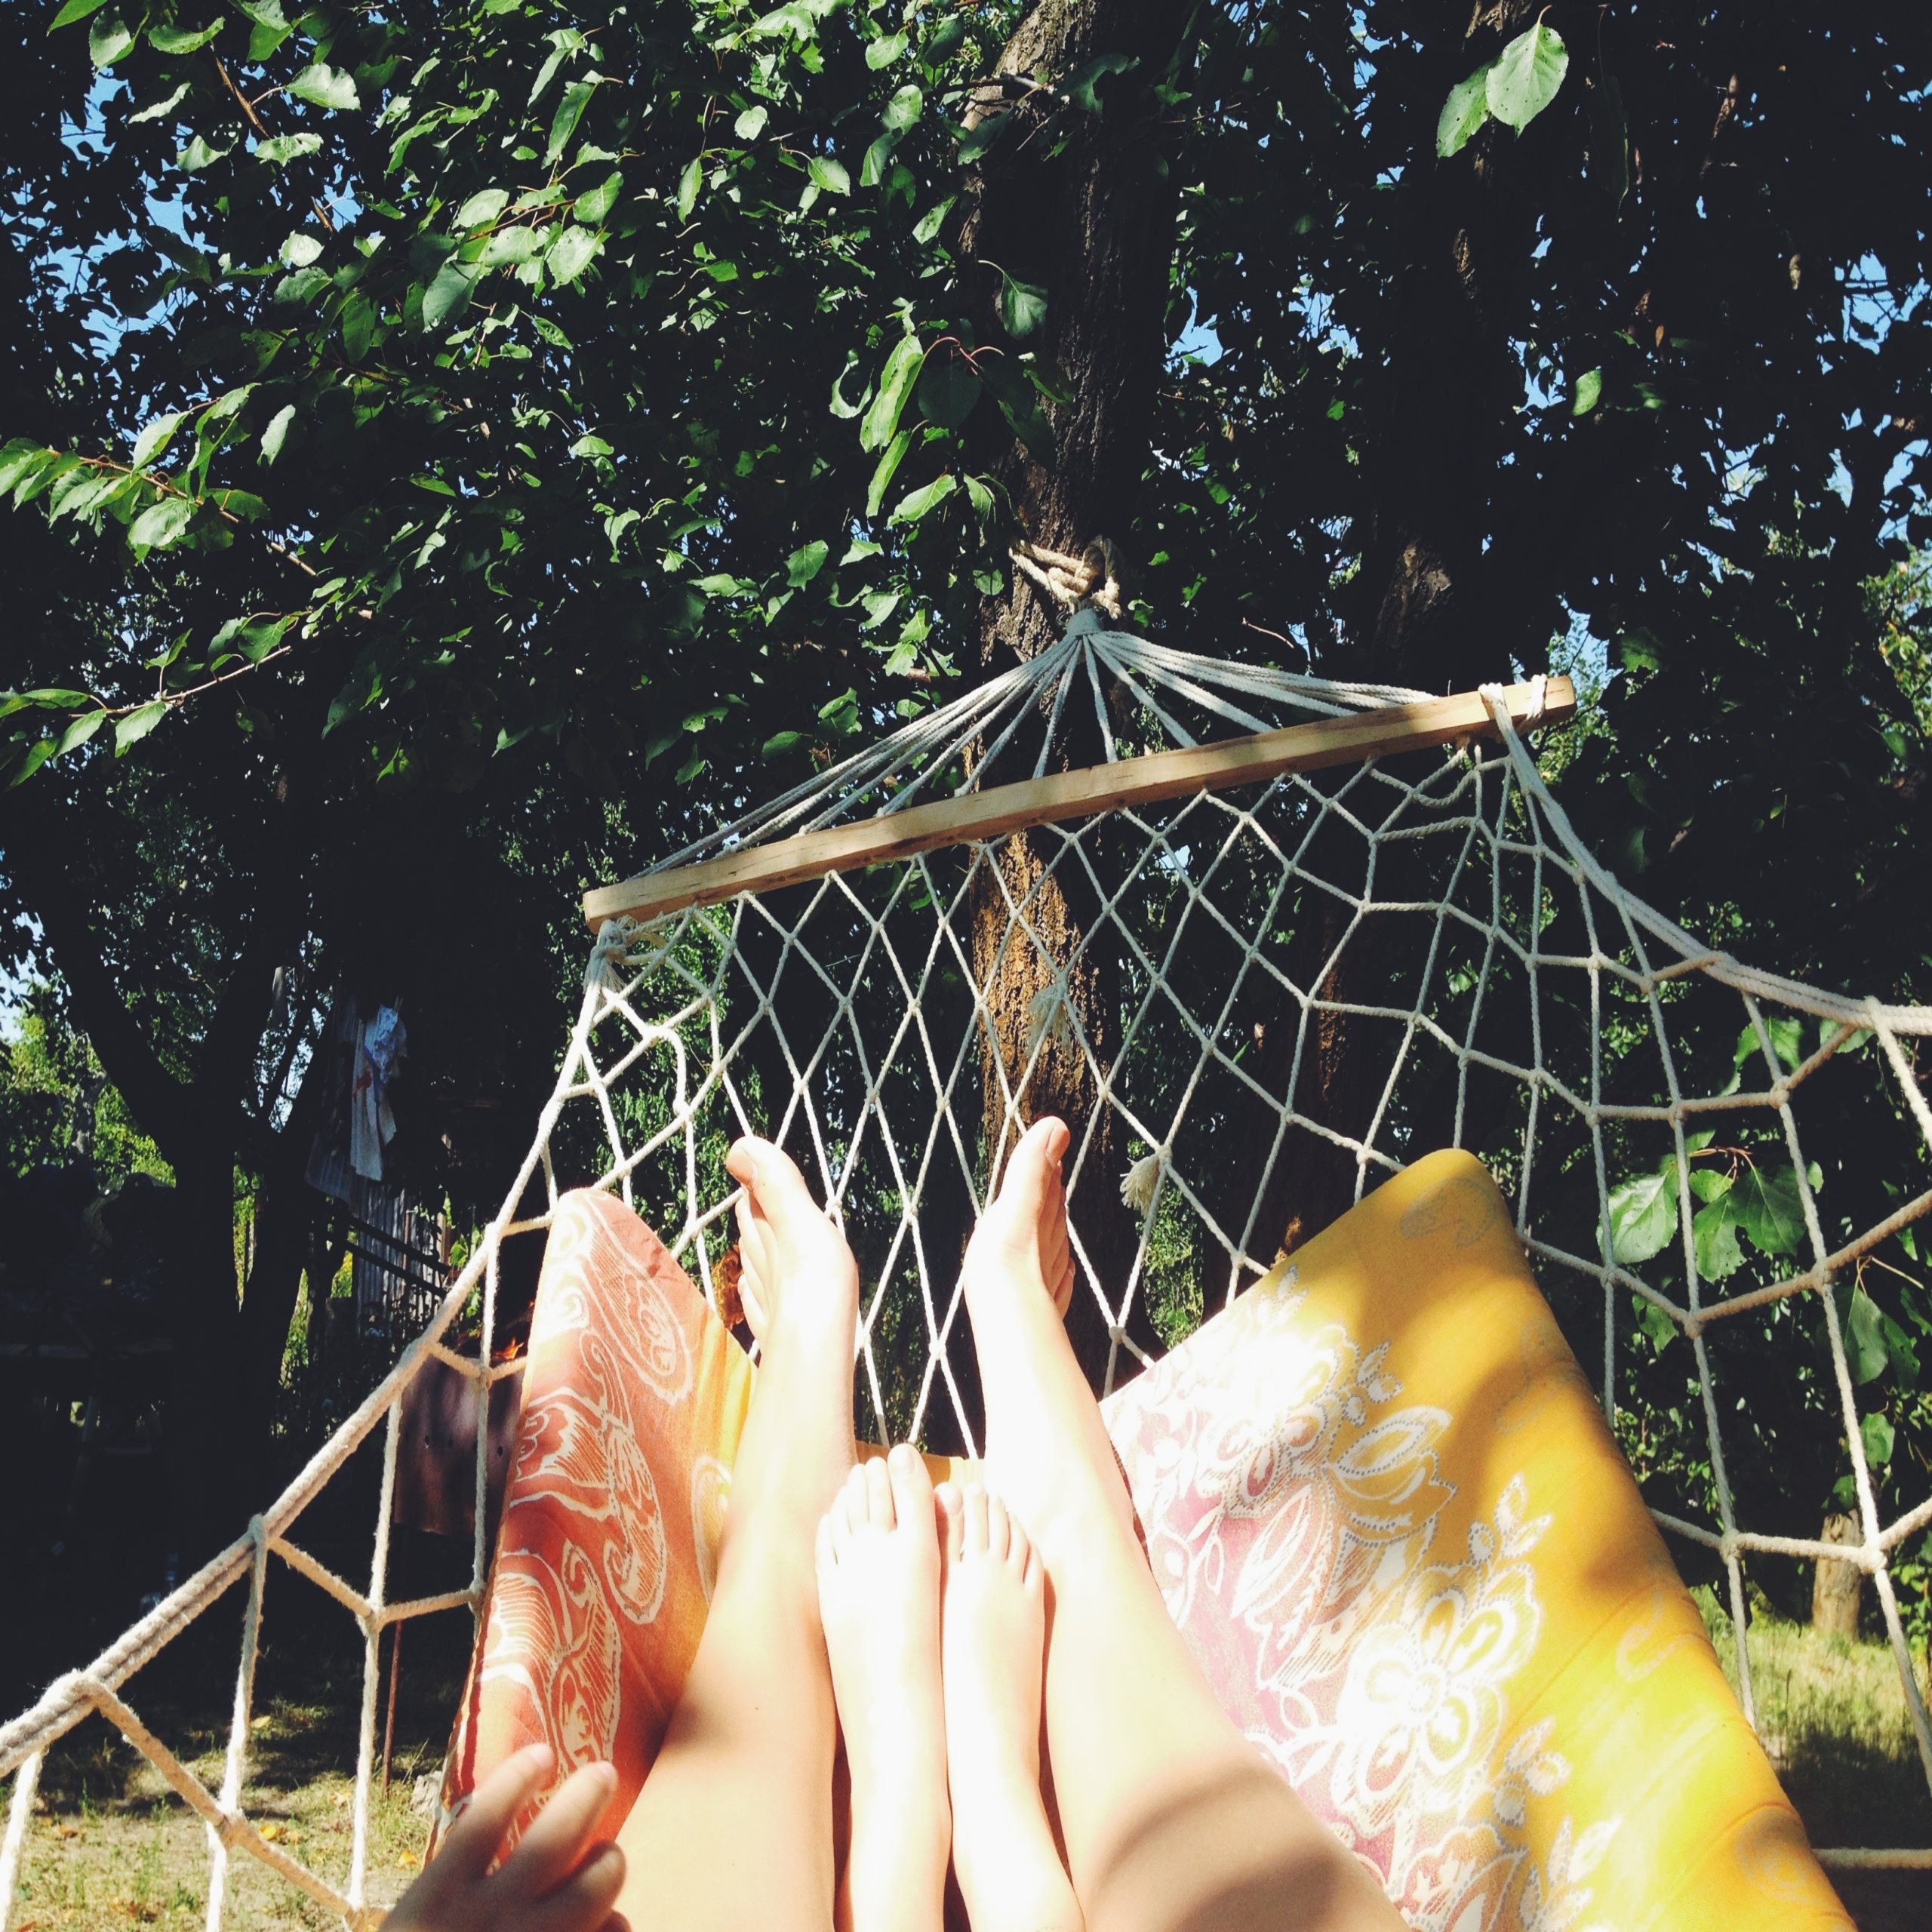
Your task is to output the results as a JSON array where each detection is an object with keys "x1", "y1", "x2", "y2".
[{"x1": 438, "y1": 1148, "x2": 1848, "y2": 1930}]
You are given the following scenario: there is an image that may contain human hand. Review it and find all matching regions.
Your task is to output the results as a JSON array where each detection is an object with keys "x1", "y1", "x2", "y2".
[{"x1": 384, "y1": 1743, "x2": 628, "y2": 1932}]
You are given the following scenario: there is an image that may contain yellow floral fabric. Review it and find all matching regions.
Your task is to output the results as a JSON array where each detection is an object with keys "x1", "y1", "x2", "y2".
[{"x1": 1103, "y1": 1148, "x2": 1849, "y2": 1929}]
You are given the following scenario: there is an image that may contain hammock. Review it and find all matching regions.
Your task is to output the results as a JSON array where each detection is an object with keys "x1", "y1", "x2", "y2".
[{"x1": 3, "y1": 607, "x2": 1929, "y2": 1928}]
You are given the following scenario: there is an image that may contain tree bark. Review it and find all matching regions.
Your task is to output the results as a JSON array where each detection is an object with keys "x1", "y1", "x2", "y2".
[
  {"x1": 954, "y1": 0, "x2": 1187, "y2": 1388},
  {"x1": 1234, "y1": 3, "x2": 1557, "y2": 1260},
  {"x1": 1811, "y1": 1509, "x2": 1864, "y2": 1640}
]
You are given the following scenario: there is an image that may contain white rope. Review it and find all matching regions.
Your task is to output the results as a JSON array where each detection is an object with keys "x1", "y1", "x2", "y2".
[{"x1": 6, "y1": 612, "x2": 1932, "y2": 1906}]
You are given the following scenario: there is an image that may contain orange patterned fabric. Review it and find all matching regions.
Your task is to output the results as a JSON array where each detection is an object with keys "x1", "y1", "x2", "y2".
[{"x1": 438, "y1": 1156, "x2": 1848, "y2": 1929}]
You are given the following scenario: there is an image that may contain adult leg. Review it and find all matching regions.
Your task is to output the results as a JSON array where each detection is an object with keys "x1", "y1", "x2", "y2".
[
  {"x1": 613, "y1": 1137, "x2": 857, "y2": 1930},
  {"x1": 817, "y1": 1447, "x2": 950, "y2": 1932},
  {"x1": 963, "y1": 1120, "x2": 1402, "y2": 1932}
]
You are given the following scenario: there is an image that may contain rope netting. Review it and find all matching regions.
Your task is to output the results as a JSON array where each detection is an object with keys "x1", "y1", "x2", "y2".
[{"x1": 6, "y1": 613, "x2": 1932, "y2": 1924}]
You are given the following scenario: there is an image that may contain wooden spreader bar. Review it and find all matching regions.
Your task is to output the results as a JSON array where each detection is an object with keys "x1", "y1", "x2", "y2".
[{"x1": 583, "y1": 675, "x2": 1575, "y2": 931}]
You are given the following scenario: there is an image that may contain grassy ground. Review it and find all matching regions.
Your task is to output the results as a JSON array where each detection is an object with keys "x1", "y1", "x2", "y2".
[{"x1": 8, "y1": 1695, "x2": 439, "y2": 1931}]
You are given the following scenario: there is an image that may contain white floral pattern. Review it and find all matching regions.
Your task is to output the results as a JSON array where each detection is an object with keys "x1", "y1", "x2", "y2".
[{"x1": 1109, "y1": 1264, "x2": 1618, "y2": 1931}]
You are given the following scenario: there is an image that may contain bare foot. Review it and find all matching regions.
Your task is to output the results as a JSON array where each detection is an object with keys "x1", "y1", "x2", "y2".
[
  {"x1": 817, "y1": 1446, "x2": 950, "y2": 1932},
  {"x1": 724, "y1": 1136, "x2": 860, "y2": 1526},
  {"x1": 939, "y1": 1484, "x2": 1082, "y2": 1932},
  {"x1": 727, "y1": 1134, "x2": 860, "y2": 1349},
  {"x1": 961, "y1": 1118, "x2": 1134, "y2": 1557}
]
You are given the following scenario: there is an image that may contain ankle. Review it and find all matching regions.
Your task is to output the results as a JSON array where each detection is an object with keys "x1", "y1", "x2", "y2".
[{"x1": 952, "y1": 1792, "x2": 1071, "y2": 1930}]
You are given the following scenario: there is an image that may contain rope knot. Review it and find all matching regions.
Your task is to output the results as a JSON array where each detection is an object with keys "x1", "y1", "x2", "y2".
[{"x1": 1010, "y1": 536, "x2": 1124, "y2": 621}]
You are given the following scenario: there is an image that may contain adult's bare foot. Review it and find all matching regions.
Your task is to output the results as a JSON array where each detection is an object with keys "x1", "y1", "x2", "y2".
[
  {"x1": 817, "y1": 1447, "x2": 950, "y2": 1932},
  {"x1": 724, "y1": 1135, "x2": 860, "y2": 1523},
  {"x1": 961, "y1": 1118, "x2": 1134, "y2": 1557},
  {"x1": 940, "y1": 1484, "x2": 1082, "y2": 1932}
]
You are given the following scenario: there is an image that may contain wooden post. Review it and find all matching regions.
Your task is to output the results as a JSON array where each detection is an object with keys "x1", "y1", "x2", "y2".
[{"x1": 380, "y1": 1620, "x2": 402, "y2": 1798}]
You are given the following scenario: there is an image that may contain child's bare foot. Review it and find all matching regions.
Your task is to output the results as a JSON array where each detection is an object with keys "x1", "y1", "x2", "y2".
[
  {"x1": 817, "y1": 1445, "x2": 949, "y2": 1932},
  {"x1": 961, "y1": 1118, "x2": 1134, "y2": 1557},
  {"x1": 395, "y1": 1744, "x2": 627, "y2": 1932},
  {"x1": 940, "y1": 1484, "x2": 1083, "y2": 1932}
]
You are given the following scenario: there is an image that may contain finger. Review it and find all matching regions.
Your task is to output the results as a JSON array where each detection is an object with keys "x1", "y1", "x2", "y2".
[
  {"x1": 525, "y1": 1841, "x2": 626, "y2": 1932},
  {"x1": 435, "y1": 1743, "x2": 554, "y2": 1878},
  {"x1": 498, "y1": 1761, "x2": 619, "y2": 1900}
]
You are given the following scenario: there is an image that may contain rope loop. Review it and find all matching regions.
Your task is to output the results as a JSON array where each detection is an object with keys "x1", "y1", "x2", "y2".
[{"x1": 1011, "y1": 536, "x2": 1124, "y2": 620}]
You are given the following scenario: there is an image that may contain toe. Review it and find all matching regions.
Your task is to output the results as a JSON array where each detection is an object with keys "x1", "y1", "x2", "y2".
[
  {"x1": 962, "y1": 1483, "x2": 990, "y2": 1557},
  {"x1": 885, "y1": 1441, "x2": 934, "y2": 1531},
  {"x1": 726, "y1": 1137, "x2": 827, "y2": 1250},
  {"x1": 863, "y1": 1454, "x2": 896, "y2": 1529},
  {"x1": 935, "y1": 1482, "x2": 964, "y2": 1563},
  {"x1": 841, "y1": 1463, "x2": 869, "y2": 1534},
  {"x1": 984, "y1": 1493, "x2": 1012, "y2": 1563},
  {"x1": 1004, "y1": 1506, "x2": 1032, "y2": 1575}
]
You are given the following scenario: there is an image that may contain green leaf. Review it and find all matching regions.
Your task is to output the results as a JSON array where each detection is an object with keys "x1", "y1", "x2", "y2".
[
  {"x1": 0, "y1": 444, "x2": 55, "y2": 497},
  {"x1": 113, "y1": 701, "x2": 169, "y2": 753},
  {"x1": 860, "y1": 133, "x2": 898, "y2": 190},
  {"x1": 1607, "y1": 1161, "x2": 1678, "y2": 1266},
  {"x1": 807, "y1": 154, "x2": 851, "y2": 195},
  {"x1": 1692, "y1": 1193, "x2": 1745, "y2": 1281},
  {"x1": 958, "y1": 113, "x2": 1008, "y2": 166},
  {"x1": 256, "y1": 132, "x2": 322, "y2": 166},
  {"x1": 288, "y1": 63, "x2": 360, "y2": 111},
  {"x1": 923, "y1": 14, "x2": 966, "y2": 64},
  {"x1": 866, "y1": 430, "x2": 912, "y2": 519},
  {"x1": 999, "y1": 274, "x2": 1048, "y2": 340},
  {"x1": 55, "y1": 711, "x2": 106, "y2": 758},
  {"x1": 422, "y1": 257, "x2": 479, "y2": 330},
  {"x1": 574, "y1": 170, "x2": 623, "y2": 224},
  {"x1": 457, "y1": 188, "x2": 510, "y2": 230},
  {"x1": 883, "y1": 84, "x2": 923, "y2": 132},
  {"x1": 677, "y1": 155, "x2": 703, "y2": 220},
  {"x1": 763, "y1": 731, "x2": 808, "y2": 757},
  {"x1": 149, "y1": 20, "x2": 224, "y2": 54},
  {"x1": 866, "y1": 32, "x2": 906, "y2": 69},
  {"x1": 128, "y1": 495, "x2": 196, "y2": 550},
  {"x1": 280, "y1": 232, "x2": 323, "y2": 269},
  {"x1": 1861, "y1": 1411, "x2": 1895, "y2": 1469},
  {"x1": 860, "y1": 335, "x2": 924, "y2": 454},
  {"x1": 734, "y1": 104, "x2": 768, "y2": 140},
  {"x1": 548, "y1": 77, "x2": 595, "y2": 164},
  {"x1": 912, "y1": 196, "x2": 955, "y2": 245},
  {"x1": 546, "y1": 225, "x2": 603, "y2": 285},
  {"x1": 916, "y1": 349, "x2": 980, "y2": 429},
  {"x1": 1846, "y1": 1287, "x2": 1890, "y2": 1386},
  {"x1": 982, "y1": 359, "x2": 1054, "y2": 463},
  {"x1": 178, "y1": 134, "x2": 231, "y2": 171},
  {"x1": 1486, "y1": 22, "x2": 1569, "y2": 133},
  {"x1": 1437, "y1": 64, "x2": 1493, "y2": 158},
  {"x1": 829, "y1": 352, "x2": 869, "y2": 420},
  {"x1": 88, "y1": 14, "x2": 135, "y2": 66},
  {"x1": 131, "y1": 411, "x2": 188, "y2": 469},
  {"x1": 260, "y1": 404, "x2": 297, "y2": 464},
  {"x1": 128, "y1": 84, "x2": 190, "y2": 125},
  {"x1": 1060, "y1": 51, "x2": 1135, "y2": 115},
  {"x1": 889, "y1": 473, "x2": 955, "y2": 525},
  {"x1": 1571, "y1": 368, "x2": 1602, "y2": 417},
  {"x1": 963, "y1": 473, "x2": 994, "y2": 519},
  {"x1": 786, "y1": 540, "x2": 829, "y2": 587},
  {"x1": 1734, "y1": 1162, "x2": 1806, "y2": 1259},
  {"x1": 51, "y1": 0, "x2": 111, "y2": 26}
]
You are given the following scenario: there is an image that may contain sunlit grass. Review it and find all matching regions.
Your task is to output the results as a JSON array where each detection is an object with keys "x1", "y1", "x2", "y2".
[{"x1": 1694, "y1": 1585, "x2": 1932, "y2": 1848}]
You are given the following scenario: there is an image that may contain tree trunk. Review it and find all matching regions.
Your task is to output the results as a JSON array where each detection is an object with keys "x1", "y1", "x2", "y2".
[
  {"x1": 1234, "y1": 4, "x2": 1556, "y2": 1260},
  {"x1": 955, "y1": 0, "x2": 1187, "y2": 1389},
  {"x1": 1811, "y1": 1509, "x2": 1864, "y2": 1640}
]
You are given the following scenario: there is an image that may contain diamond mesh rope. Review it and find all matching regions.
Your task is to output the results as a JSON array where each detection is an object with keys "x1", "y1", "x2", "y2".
[{"x1": 5, "y1": 617, "x2": 1932, "y2": 1922}]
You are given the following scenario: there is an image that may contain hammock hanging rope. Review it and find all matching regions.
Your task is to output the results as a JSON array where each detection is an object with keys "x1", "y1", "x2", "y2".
[{"x1": 4, "y1": 608, "x2": 1930, "y2": 1931}]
